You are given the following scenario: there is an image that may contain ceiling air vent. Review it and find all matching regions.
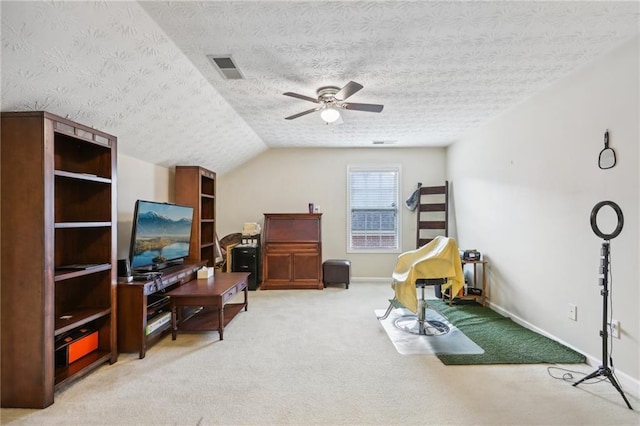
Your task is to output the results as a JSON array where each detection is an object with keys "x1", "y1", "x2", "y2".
[{"x1": 207, "y1": 55, "x2": 244, "y2": 80}]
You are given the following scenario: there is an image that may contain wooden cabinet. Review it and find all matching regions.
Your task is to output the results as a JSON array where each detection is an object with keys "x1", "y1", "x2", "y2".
[
  {"x1": 175, "y1": 166, "x2": 217, "y2": 267},
  {"x1": 262, "y1": 213, "x2": 322, "y2": 289},
  {"x1": 1, "y1": 111, "x2": 117, "y2": 408}
]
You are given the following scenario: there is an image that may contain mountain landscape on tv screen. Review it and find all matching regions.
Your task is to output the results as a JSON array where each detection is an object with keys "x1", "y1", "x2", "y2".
[{"x1": 136, "y1": 211, "x2": 192, "y2": 237}]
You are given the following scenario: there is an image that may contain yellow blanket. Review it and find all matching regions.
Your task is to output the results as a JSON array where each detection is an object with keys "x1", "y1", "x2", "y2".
[{"x1": 391, "y1": 236, "x2": 464, "y2": 313}]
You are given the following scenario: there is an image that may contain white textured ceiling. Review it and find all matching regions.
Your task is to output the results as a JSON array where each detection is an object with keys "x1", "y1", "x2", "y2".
[{"x1": 2, "y1": 1, "x2": 638, "y2": 175}]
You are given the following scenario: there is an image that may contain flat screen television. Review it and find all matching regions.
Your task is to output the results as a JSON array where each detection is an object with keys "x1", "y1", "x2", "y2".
[{"x1": 128, "y1": 200, "x2": 194, "y2": 272}]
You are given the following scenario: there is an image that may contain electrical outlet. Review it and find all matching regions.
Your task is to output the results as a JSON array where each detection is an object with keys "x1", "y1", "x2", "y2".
[
  {"x1": 609, "y1": 319, "x2": 620, "y2": 339},
  {"x1": 567, "y1": 304, "x2": 577, "y2": 321}
]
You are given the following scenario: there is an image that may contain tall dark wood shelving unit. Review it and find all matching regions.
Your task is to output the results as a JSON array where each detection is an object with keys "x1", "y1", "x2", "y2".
[
  {"x1": 1, "y1": 111, "x2": 118, "y2": 408},
  {"x1": 175, "y1": 166, "x2": 217, "y2": 267}
]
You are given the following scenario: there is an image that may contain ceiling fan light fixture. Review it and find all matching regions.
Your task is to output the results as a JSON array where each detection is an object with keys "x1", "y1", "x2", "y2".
[
  {"x1": 283, "y1": 81, "x2": 382, "y2": 122},
  {"x1": 320, "y1": 107, "x2": 341, "y2": 123}
]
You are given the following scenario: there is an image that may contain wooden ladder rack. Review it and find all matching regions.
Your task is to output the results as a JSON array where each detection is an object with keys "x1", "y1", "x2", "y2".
[{"x1": 416, "y1": 181, "x2": 449, "y2": 248}]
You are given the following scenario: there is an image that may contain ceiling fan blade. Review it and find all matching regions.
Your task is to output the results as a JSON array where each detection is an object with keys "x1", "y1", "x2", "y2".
[
  {"x1": 342, "y1": 102, "x2": 384, "y2": 113},
  {"x1": 285, "y1": 107, "x2": 321, "y2": 120},
  {"x1": 283, "y1": 92, "x2": 320, "y2": 103},
  {"x1": 336, "y1": 81, "x2": 363, "y2": 100}
]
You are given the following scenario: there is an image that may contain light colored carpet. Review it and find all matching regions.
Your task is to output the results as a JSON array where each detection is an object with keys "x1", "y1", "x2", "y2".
[{"x1": 1, "y1": 282, "x2": 638, "y2": 425}]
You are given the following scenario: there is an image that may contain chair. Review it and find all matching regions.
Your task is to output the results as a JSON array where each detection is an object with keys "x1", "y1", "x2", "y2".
[
  {"x1": 377, "y1": 236, "x2": 464, "y2": 336},
  {"x1": 219, "y1": 232, "x2": 242, "y2": 271},
  {"x1": 383, "y1": 277, "x2": 449, "y2": 335}
]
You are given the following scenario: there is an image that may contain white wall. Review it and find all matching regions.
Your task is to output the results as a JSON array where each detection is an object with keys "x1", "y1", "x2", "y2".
[
  {"x1": 116, "y1": 153, "x2": 173, "y2": 259},
  {"x1": 447, "y1": 37, "x2": 639, "y2": 386},
  {"x1": 217, "y1": 147, "x2": 446, "y2": 278}
]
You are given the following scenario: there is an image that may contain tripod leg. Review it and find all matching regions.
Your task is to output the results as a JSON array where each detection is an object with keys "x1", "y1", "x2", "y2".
[
  {"x1": 606, "y1": 370, "x2": 633, "y2": 410},
  {"x1": 572, "y1": 367, "x2": 604, "y2": 387},
  {"x1": 573, "y1": 367, "x2": 633, "y2": 410}
]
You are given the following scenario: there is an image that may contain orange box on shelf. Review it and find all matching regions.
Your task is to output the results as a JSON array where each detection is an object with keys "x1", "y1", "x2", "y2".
[
  {"x1": 55, "y1": 328, "x2": 99, "y2": 367},
  {"x1": 68, "y1": 331, "x2": 98, "y2": 363}
]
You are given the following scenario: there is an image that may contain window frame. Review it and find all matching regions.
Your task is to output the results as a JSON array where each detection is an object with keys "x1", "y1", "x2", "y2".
[{"x1": 346, "y1": 164, "x2": 402, "y2": 254}]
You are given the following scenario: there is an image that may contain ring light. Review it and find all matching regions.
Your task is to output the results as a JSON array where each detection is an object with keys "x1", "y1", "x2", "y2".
[{"x1": 590, "y1": 201, "x2": 623, "y2": 240}]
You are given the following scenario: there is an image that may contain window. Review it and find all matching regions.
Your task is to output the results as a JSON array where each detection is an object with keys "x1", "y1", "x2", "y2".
[{"x1": 347, "y1": 166, "x2": 401, "y2": 252}]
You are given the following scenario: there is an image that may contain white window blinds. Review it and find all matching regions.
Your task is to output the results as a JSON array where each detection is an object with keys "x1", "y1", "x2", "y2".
[{"x1": 347, "y1": 166, "x2": 400, "y2": 251}]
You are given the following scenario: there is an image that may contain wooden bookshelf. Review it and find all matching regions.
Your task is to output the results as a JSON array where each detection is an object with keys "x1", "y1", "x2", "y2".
[
  {"x1": 1, "y1": 111, "x2": 118, "y2": 408},
  {"x1": 175, "y1": 166, "x2": 218, "y2": 266}
]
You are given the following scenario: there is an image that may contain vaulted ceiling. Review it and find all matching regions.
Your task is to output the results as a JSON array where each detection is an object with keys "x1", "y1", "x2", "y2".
[{"x1": 2, "y1": 1, "x2": 638, "y2": 175}]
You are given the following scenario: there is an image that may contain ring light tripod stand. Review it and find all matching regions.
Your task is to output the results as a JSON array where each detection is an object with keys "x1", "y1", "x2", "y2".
[{"x1": 572, "y1": 201, "x2": 632, "y2": 410}]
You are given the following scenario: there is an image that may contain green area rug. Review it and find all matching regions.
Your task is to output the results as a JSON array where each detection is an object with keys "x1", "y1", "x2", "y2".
[{"x1": 428, "y1": 299, "x2": 586, "y2": 365}]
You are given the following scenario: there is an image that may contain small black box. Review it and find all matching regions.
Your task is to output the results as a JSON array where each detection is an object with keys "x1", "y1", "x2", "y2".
[{"x1": 462, "y1": 250, "x2": 481, "y2": 261}]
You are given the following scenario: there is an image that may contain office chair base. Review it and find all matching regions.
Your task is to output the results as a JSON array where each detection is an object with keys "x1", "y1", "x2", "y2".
[{"x1": 394, "y1": 316, "x2": 450, "y2": 336}]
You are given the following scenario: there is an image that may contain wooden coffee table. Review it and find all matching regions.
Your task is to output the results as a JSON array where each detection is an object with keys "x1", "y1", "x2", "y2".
[{"x1": 166, "y1": 272, "x2": 249, "y2": 341}]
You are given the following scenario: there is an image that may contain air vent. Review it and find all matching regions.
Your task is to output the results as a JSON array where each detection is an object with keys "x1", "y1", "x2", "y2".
[
  {"x1": 372, "y1": 140, "x2": 397, "y2": 145},
  {"x1": 206, "y1": 55, "x2": 244, "y2": 80}
]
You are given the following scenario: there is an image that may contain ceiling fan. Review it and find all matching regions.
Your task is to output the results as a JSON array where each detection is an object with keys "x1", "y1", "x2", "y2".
[{"x1": 283, "y1": 81, "x2": 384, "y2": 123}]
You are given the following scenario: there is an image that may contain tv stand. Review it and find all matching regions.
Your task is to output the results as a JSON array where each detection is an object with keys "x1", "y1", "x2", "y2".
[{"x1": 118, "y1": 262, "x2": 205, "y2": 358}]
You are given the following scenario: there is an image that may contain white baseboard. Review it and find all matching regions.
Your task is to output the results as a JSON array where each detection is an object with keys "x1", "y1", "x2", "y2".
[
  {"x1": 490, "y1": 301, "x2": 639, "y2": 400},
  {"x1": 352, "y1": 276, "x2": 389, "y2": 284}
]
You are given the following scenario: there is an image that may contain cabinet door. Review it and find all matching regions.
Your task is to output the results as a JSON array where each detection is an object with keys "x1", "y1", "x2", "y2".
[
  {"x1": 263, "y1": 242, "x2": 321, "y2": 289},
  {"x1": 292, "y1": 252, "x2": 320, "y2": 282},
  {"x1": 264, "y1": 252, "x2": 292, "y2": 282}
]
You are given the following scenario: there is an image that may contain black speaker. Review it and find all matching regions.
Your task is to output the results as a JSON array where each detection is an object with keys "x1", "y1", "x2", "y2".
[{"x1": 117, "y1": 258, "x2": 132, "y2": 278}]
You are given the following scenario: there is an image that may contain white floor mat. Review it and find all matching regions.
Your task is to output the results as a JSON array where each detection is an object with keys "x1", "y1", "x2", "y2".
[{"x1": 375, "y1": 307, "x2": 484, "y2": 355}]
